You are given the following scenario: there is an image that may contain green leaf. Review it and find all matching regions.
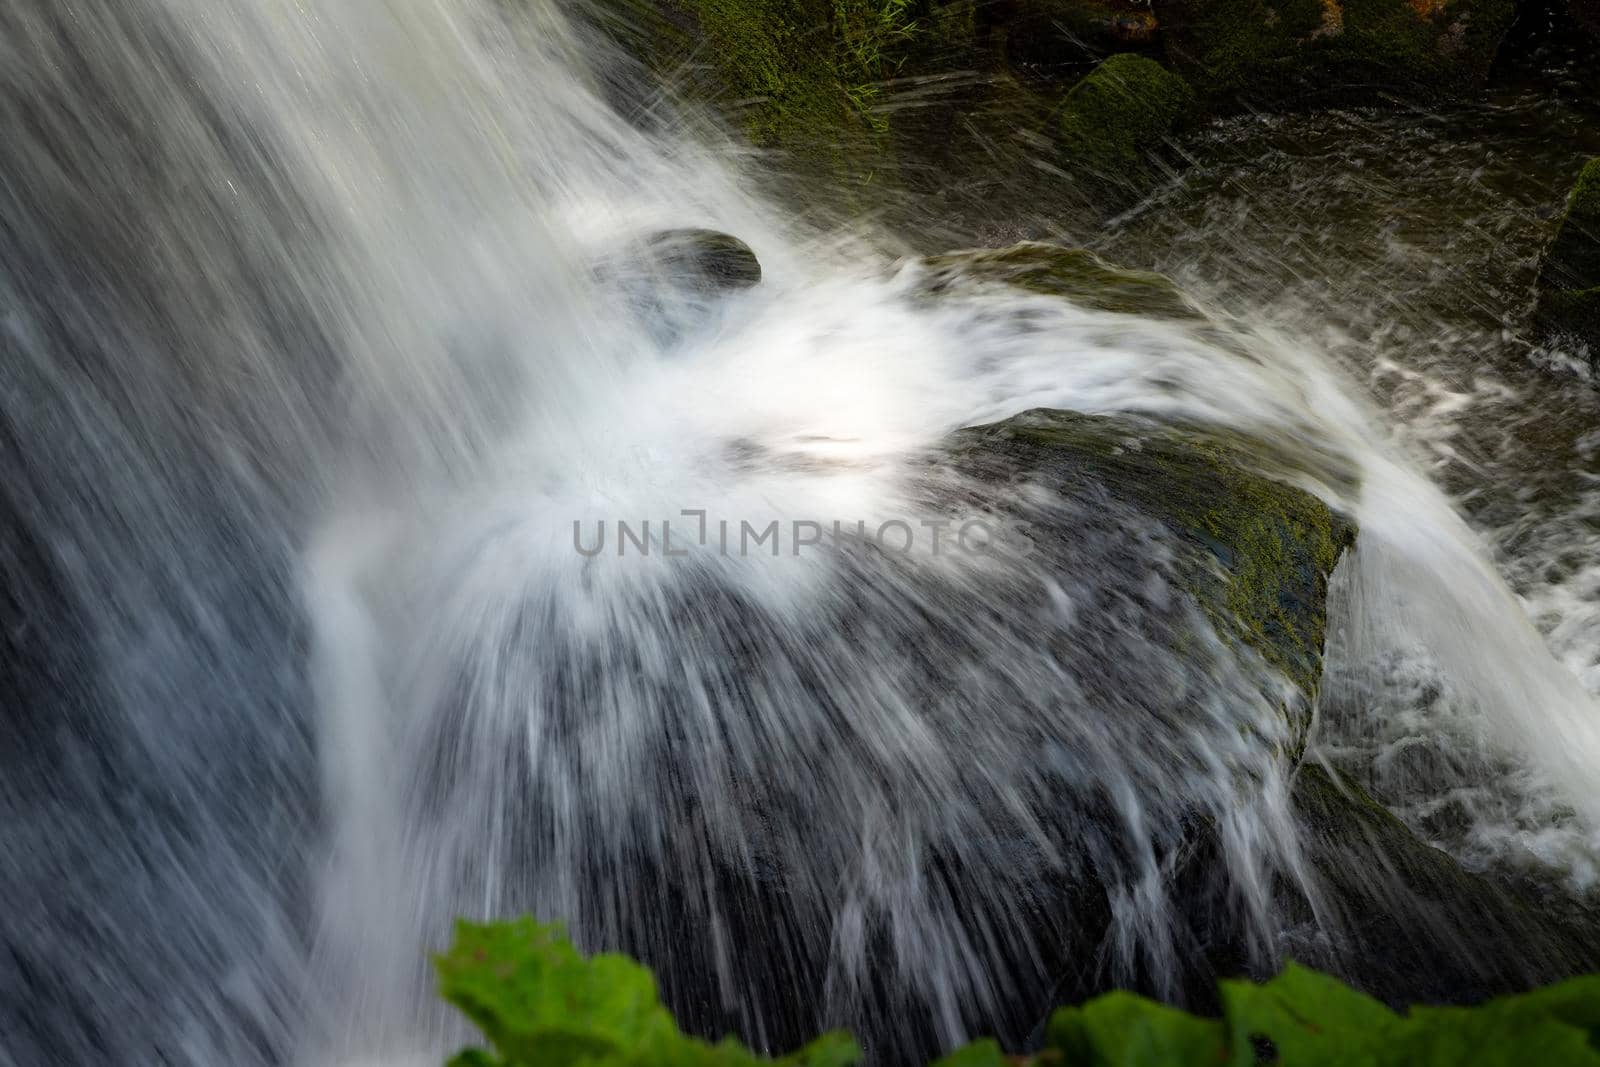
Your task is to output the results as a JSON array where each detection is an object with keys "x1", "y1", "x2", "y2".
[
  {"x1": 434, "y1": 919, "x2": 862, "y2": 1067},
  {"x1": 1494, "y1": 975, "x2": 1600, "y2": 1047},
  {"x1": 1220, "y1": 963, "x2": 1400, "y2": 1067},
  {"x1": 781, "y1": 1032, "x2": 865, "y2": 1067},
  {"x1": 930, "y1": 1038, "x2": 1007, "y2": 1067},
  {"x1": 445, "y1": 1051, "x2": 503, "y2": 1067},
  {"x1": 435, "y1": 918, "x2": 673, "y2": 1065},
  {"x1": 1049, "y1": 990, "x2": 1227, "y2": 1066},
  {"x1": 1394, "y1": 1002, "x2": 1600, "y2": 1067}
]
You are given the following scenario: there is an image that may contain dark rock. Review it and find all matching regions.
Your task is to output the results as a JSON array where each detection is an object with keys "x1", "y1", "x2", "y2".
[
  {"x1": 1287, "y1": 764, "x2": 1600, "y2": 1005},
  {"x1": 1573, "y1": 0, "x2": 1600, "y2": 40},
  {"x1": 643, "y1": 228, "x2": 763, "y2": 290},
  {"x1": 1153, "y1": 0, "x2": 1516, "y2": 109},
  {"x1": 1536, "y1": 157, "x2": 1600, "y2": 359}
]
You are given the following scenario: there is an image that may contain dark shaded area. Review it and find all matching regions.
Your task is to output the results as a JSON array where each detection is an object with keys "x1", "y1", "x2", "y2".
[{"x1": 1288, "y1": 764, "x2": 1600, "y2": 1004}]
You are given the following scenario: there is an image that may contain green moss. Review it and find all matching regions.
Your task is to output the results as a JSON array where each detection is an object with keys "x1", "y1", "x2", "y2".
[
  {"x1": 688, "y1": 0, "x2": 856, "y2": 146},
  {"x1": 921, "y1": 242, "x2": 1203, "y2": 319},
  {"x1": 923, "y1": 0, "x2": 980, "y2": 58},
  {"x1": 1158, "y1": 0, "x2": 1327, "y2": 101},
  {"x1": 1055, "y1": 53, "x2": 1196, "y2": 185},
  {"x1": 946, "y1": 409, "x2": 1356, "y2": 750},
  {"x1": 663, "y1": 0, "x2": 941, "y2": 188}
]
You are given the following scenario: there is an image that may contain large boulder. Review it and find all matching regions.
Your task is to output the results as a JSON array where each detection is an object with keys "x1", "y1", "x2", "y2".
[
  {"x1": 950, "y1": 409, "x2": 1600, "y2": 1008},
  {"x1": 1153, "y1": 0, "x2": 1517, "y2": 108},
  {"x1": 1536, "y1": 157, "x2": 1600, "y2": 360},
  {"x1": 925, "y1": 252, "x2": 1600, "y2": 1009},
  {"x1": 946, "y1": 408, "x2": 1355, "y2": 756}
]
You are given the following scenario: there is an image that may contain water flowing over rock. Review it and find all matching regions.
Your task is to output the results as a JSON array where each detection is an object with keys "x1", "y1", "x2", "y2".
[
  {"x1": 6, "y1": 1, "x2": 1600, "y2": 1065},
  {"x1": 945, "y1": 408, "x2": 1355, "y2": 750},
  {"x1": 920, "y1": 242, "x2": 1204, "y2": 320}
]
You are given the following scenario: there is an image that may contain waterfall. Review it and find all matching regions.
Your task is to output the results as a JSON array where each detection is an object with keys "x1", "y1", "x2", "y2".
[{"x1": 2, "y1": 2, "x2": 1597, "y2": 1065}]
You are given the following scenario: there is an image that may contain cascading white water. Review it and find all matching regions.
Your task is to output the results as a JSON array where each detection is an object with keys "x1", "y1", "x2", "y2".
[{"x1": 3, "y1": 2, "x2": 1600, "y2": 1066}]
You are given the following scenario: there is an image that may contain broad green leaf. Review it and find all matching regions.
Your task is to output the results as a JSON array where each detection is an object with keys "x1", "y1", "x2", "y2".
[
  {"x1": 1394, "y1": 1002, "x2": 1600, "y2": 1067},
  {"x1": 1220, "y1": 963, "x2": 1399, "y2": 1067},
  {"x1": 435, "y1": 918, "x2": 673, "y2": 1065},
  {"x1": 930, "y1": 1038, "x2": 1008, "y2": 1067},
  {"x1": 445, "y1": 1051, "x2": 502, "y2": 1067},
  {"x1": 1493, "y1": 975, "x2": 1600, "y2": 1047},
  {"x1": 435, "y1": 919, "x2": 861, "y2": 1067},
  {"x1": 781, "y1": 1032, "x2": 865, "y2": 1067},
  {"x1": 434, "y1": 919, "x2": 1600, "y2": 1067},
  {"x1": 1049, "y1": 990, "x2": 1227, "y2": 1066}
]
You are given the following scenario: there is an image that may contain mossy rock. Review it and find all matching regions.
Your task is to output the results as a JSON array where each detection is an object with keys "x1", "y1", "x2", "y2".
[
  {"x1": 1055, "y1": 53, "x2": 1197, "y2": 194},
  {"x1": 920, "y1": 241, "x2": 1204, "y2": 319},
  {"x1": 945, "y1": 408, "x2": 1356, "y2": 751},
  {"x1": 1537, "y1": 158, "x2": 1600, "y2": 358},
  {"x1": 1153, "y1": 0, "x2": 1516, "y2": 108}
]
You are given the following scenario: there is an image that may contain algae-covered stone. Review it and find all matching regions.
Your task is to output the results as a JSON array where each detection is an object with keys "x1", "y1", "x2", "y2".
[
  {"x1": 920, "y1": 241, "x2": 1203, "y2": 319},
  {"x1": 946, "y1": 408, "x2": 1356, "y2": 749},
  {"x1": 1056, "y1": 53, "x2": 1196, "y2": 189},
  {"x1": 1153, "y1": 0, "x2": 1515, "y2": 107},
  {"x1": 1537, "y1": 157, "x2": 1600, "y2": 357}
]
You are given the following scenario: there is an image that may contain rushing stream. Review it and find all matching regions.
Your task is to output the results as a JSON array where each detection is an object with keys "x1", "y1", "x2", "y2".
[{"x1": 3, "y1": 2, "x2": 1600, "y2": 1065}]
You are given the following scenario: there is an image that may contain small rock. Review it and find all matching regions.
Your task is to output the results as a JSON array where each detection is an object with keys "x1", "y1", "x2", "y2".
[{"x1": 643, "y1": 228, "x2": 762, "y2": 291}]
